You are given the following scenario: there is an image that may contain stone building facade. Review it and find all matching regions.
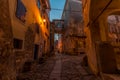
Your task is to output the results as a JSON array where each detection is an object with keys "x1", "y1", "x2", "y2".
[
  {"x1": 0, "y1": 0, "x2": 16, "y2": 80},
  {"x1": 0, "y1": 0, "x2": 51, "y2": 79},
  {"x1": 22, "y1": 0, "x2": 51, "y2": 57},
  {"x1": 82, "y1": 0, "x2": 120, "y2": 75},
  {"x1": 61, "y1": 0, "x2": 85, "y2": 55}
]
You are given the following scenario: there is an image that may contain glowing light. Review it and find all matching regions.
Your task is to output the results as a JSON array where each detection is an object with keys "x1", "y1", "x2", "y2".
[
  {"x1": 43, "y1": 19, "x2": 46, "y2": 22},
  {"x1": 22, "y1": 0, "x2": 49, "y2": 37}
]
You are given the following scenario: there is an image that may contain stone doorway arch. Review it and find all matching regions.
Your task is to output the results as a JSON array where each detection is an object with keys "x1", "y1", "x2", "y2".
[{"x1": 94, "y1": 10, "x2": 120, "y2": 74}]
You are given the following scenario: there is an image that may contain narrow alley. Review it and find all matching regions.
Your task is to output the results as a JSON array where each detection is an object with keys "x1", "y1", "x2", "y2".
[{"x1": 1, "y1": 0, "x2": 120, "y2": 80}]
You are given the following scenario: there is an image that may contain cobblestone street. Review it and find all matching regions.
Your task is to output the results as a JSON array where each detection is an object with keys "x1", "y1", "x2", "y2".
[
  {"x1": 17, "y1": 53, "x2": 100, "y2": 80},
  {"x1": 16, "y1": 52, "x2": 120, "y2": 80},
  {"x1": 61, "y1": 54, "x2": 98, "y2": 80},
  {"x1": 17, "y1": 56, "x2": 56, "y2": 80}
]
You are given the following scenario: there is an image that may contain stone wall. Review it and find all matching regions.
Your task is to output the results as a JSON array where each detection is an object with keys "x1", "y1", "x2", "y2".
[
  {"x1": 15, "y1": 26, "x2": 35, "y2": 73},
  {"x1": 24, "y1": 26, "x2": 35, "y2": 60},
  {"x1": 96, "y1": 42, "x2": 117, "y2": 73},
  {"x1": 62, "y1": 23, "x2": 85, "y2": 55},
  {"x1": 0, "y1": 0, "x2": 16, "y2": 80}
]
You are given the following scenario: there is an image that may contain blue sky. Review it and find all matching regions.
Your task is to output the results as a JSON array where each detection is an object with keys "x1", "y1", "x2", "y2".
[{"x1": 50, "y1": 0, "x2": 66, "y2": 21}]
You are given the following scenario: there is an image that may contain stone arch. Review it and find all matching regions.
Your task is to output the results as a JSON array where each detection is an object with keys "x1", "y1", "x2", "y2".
[
  {"x1": 83, "y1": 0, "x2": 120, "y2": 75},
  {"x1": 95, "y1": 9, "x2": 120, "y2": 74},
  {"x1": 97, "y1": 9, "x2": 120, "y2": 41},
  {"x1": 108, "y1": 9, "x2": 120, "y2": 15}
]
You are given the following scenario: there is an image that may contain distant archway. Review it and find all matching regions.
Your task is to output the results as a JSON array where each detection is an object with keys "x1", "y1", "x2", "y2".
[
  {"x1": 107, "y1": 10, "x2": 120, "y2": 72},
  {"x1": 97, "y1": 10, "x2": 120, "y2": 74}
]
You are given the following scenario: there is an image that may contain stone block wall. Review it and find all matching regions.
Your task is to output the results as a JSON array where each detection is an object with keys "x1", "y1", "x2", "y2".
[
  {"x1": 0, "y1": 0, "x2": 16, "y2": 80},
  {"x1": 24, "y1": 26, "x2": 35, "y2": 53},
  {"x1": 15, "y1": 26, "x2": 35, "y2": 73},
  {"x1": 24, "y1": 26, "x2": 35, "y2": 61}
]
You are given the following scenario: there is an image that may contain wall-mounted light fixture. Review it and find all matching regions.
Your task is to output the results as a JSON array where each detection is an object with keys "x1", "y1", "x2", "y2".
[{"x1": 43, "y1": 19, "x2": 46, "y2": 22}]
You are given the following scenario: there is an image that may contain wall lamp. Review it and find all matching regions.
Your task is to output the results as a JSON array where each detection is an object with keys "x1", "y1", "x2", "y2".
[{"x1": 43, "y1": 19, "x2": 46, "y2": 22}]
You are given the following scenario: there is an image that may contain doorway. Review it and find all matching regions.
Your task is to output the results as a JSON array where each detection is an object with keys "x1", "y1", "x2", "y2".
[{"x1": 34, "y1": 44, "x2": 39, "y2": 60}]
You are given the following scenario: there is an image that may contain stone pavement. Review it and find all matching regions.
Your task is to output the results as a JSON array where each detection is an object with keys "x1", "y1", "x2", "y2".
[
  {"x1": 17, "y1": 56, "x2": 56, "y2": 80},
  {"x1": 61, "y1": 54, "x2": 98, "y2": 80},
  {"x1": 17, "y1": 53, "x2": 120, "y2": 80},
  {"x1": 49, "y1": 53, "x2": 62, "y2": 80},
  {"x1": 103, "y1": 74, "x2": 120, "y2": 80}
]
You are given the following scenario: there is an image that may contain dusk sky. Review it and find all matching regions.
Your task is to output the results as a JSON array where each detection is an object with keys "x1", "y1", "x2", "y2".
[
  {"x1": 50, "y1": 0, "x2": 66, "y2": 40},
  {"x1": 50, "y1": 0, "x2": 66, "y2": 21}
]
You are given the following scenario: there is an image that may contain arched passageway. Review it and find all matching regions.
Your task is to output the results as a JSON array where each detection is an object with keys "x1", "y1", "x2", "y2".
[
  {"x1": 83, "y1": 0, "x2": 120, "y2": 75},
  {"x1": 107, "y1": 14, "x2": 120, "y2": 71}
]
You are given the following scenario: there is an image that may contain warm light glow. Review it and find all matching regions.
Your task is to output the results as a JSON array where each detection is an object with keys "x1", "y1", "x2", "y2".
[
  {"x1": 22, "y1": 0, "x2": 49, "y2": 38},
  {"x1": 43, "y1": 19, "x2": 46, "y2": 22}
]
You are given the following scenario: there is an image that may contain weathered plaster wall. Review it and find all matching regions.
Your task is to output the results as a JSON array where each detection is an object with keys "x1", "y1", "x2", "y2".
[{"x1": 0, "y1": 0, "x2": 16, "y2": 80}]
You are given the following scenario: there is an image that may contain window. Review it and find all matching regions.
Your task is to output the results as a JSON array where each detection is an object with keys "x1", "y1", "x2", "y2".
[
  {"x1": 16, "y1": 0, "x2": 27, "y2": 23},
  {"x1": 14, "y1": 38, "x2": 23, "y2": 49}
]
